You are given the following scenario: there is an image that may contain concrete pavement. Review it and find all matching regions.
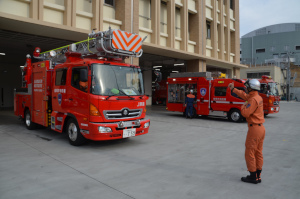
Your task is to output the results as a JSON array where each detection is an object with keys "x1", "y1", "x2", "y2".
[{"x1": 0, "y1": 102, "x2": 299, "y2": 199}]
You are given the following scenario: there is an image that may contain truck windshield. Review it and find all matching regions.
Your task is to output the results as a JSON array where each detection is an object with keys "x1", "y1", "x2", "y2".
[
  {"x1": 268, "y1": 82, "x2": 279, "y2": 96},
  {"x1": 91, "y1": 64, "x2": 144, "y2": 96}
]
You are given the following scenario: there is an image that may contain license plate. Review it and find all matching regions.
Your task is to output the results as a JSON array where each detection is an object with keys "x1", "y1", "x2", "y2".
[
  {"x1": 276, "y1": 107, "x2": 279, "y2": 111},
  {"x1": 123, "y1": 128, "x2": 136, "y2": 138}
]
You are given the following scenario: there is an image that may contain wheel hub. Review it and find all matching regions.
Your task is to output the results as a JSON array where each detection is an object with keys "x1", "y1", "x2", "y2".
[
  {"x1": 231, "y1": 112, "x2": 240, "y2": 121},
  {"x1": 68, "y1": 123, "x2": 78, "y2": 141}
]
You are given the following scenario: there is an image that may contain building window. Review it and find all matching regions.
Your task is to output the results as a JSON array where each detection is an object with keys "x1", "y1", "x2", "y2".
[
  {"x1": 230, "y1": 0, "x2": 234, "y2": 10},
  {"x1": 206, "y1": 21, "x2": 211, "y2": 39},
  {"x1": 104, "y1": 0, "x2": 114, "y2": 7},
  {"x1": 256, "y1": 48, "x2": 265, "y2": 53},
  {"x1": 247, "y1": 72, "x2": 270, "y2": 79},
  {"x1": 296, "y1": 46, "x2": 300, "y2": 50},
  {"x1": 139, "y1": 0, "x2": 151, "y2": 29},
  {"x1": 175, "y1": 7, "x2": 181, "y2": 37},
  {"x1": 160, "y1": 1, "x2": 167, "y2": 34}
]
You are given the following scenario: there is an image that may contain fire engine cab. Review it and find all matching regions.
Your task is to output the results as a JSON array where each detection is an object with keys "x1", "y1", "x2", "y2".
[
  {"x1": 257, "y1": 75, "x2": 280, "y2": 115},
  {"x1": 166, "y1": 72, "x2": 247, "y2": 122},
  {"x1": 14, "y1": 28, "x2": 150, "y2": 146}
]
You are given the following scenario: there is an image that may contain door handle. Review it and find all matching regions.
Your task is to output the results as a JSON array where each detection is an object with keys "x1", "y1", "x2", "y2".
[
  {"x1": 69, "y1": 98, "x2": 73, "y2": 101},
  {"x1": 53, "y1": 96, "x2": 57, "y2": 99}
]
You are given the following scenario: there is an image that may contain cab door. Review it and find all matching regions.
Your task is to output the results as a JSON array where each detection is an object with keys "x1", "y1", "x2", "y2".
[
  {"x1": 52, "y1": 67, "x2": 68, "y2": 113},
  {"x1": 66, "y1": 66, "x2": 89, "y2": 122}
]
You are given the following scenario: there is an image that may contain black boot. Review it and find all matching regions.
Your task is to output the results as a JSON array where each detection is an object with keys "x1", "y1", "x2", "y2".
[
  {"x1": 241, "y1": 171, "x2": 258, "y2": 184},
  {"x1": 257, "y1": 170, "x2": 262, "y2": 183}
]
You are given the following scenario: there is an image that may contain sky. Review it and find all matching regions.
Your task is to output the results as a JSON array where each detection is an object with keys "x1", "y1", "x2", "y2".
[{"x1": 239, "y1": 0, "x2": 300, "y2": 37}]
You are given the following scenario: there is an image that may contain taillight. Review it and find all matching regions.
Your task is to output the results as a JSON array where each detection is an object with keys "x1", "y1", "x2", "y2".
[{"x1": 90, "y1": 103, "x2": 101, "y2": 116}]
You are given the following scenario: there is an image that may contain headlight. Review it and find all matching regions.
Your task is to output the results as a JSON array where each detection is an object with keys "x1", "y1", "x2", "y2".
[
  {"x1": 98, "y1": 126, "x2": 112, "y2": 133},
  {"x1": 144, "y1": 122, "x2": 150, "y2": 128},
  {"x1": 271, "y1": 108, "x2": 274, "y2": 111}
]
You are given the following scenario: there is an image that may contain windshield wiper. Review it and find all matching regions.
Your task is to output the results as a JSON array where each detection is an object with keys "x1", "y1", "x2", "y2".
[
  {"x1": 106, "y1": 95, "x2": 117, "y2": 100},
  {"x1": 118, "y1": 89, "x2": 135, "y2": 100}
]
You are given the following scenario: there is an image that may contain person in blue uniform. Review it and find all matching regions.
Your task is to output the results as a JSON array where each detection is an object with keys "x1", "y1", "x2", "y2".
[{"x1": 185, "y1": 90, "x2": 195, "y2": 119}]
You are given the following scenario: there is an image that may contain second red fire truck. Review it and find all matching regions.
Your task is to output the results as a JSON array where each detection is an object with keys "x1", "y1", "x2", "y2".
[
  {"x1": 257, "y1": 75, "x2": 280, "y2": 115},
  {"x1": 167, "y1": 72, "x2": 247, "y2": 122},
  {"x1": 14, "y1": 28, "x2": 150, "y2": 146}
]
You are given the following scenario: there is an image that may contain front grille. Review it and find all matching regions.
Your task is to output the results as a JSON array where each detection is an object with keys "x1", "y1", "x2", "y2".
[
  {"x1": 273, "y1": 101, "x2": 279, "y2": 105},
  {"x1": 103, "y1": 108, "x2": 142, "y2": 120}
]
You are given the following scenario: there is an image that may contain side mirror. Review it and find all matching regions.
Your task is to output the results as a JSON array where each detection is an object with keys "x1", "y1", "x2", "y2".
[
  {"x1": 80, "y1": 69, "x2": 88, "y2": 82},
  {"x1": 154, "y1": 70, "x2": 162, "y2": 82}
]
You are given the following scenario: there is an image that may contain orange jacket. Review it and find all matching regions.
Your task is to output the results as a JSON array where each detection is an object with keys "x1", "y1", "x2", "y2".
[{"x1": 232, "y1": 88, "x2": 265, "y2": 124}]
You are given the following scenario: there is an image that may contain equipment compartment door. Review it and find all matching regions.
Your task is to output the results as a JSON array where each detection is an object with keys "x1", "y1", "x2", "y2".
[{"x1": 32, "y1": 62, "x2": 48, "y2": 126}]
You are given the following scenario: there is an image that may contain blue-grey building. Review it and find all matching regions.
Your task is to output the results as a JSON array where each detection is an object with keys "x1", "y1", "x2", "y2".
[{"x1": 240, "y1": 23, "x2": 300, "y2": 66}]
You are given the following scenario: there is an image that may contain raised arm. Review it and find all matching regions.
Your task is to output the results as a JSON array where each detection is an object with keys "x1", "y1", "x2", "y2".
[{"x1": 228, "y1": 82, "x2": 249, "y2": 101}]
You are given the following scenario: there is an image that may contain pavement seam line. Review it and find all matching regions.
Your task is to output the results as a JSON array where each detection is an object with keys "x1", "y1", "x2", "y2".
[{"x1": 4, "y1": 132, "x2": 136, "y2": 199}]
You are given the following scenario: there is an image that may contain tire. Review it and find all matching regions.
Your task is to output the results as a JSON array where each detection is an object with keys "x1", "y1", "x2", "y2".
[
  {"x1": 66, "y1": 118, "x2": 87, "y2": 146},
  {"x1": 24, "y1": 109, "x2": 36, "y2": 130},
  {"x1": 228, "y1": 109, "x2": 243, "y2": 123},
  {"x1": 264, "y1": 113, "x2": 269, "y2": 117}
]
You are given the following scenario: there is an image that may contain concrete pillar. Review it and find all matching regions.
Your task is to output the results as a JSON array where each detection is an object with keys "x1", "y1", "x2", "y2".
[
  {"x1": 167, "y1": 0, "x2": 175, "y2": 48},
  {"x1": 91, "y1": 0, "x2": 100, "y2": 31},
  {"x1": 71, "y1": 0, "x2": 76, "y2": 27},
  {"x1": 151, "y1": 0, "x2": 160, "y2": 45},
  {"x1": 99, "y1": 0, "x2": 104, "y2": 31},
  {"x1": 64, "y1": 0, "x2": 72, "y2": 26},
  {"x1": 225, "y1": 1, "x2": 230, "y2": 61},
  {"x1": 116, "y1": 0, "x2": 131, "y2": 32},
  {"x1": 212, "y1": 0, "x2": 218, "y2": 58},
  {"x1": 189, "y1": 0, "x2": 202, "y2": 54},
  {"x1": 181, "y1": 0, "x2": 188, "y2": 51},
  {"x1": 219, "y1": 0, "x2": 224, "y2": 60},
  {"x1": 234, "y1": 0, "x2": 240, "y2": 64},
  {"x1": 143, "y1": 61, "x2": 153, "y2": 105},
  {"x1": 30, "y1": 0, "x2": 38, "y2": 20},
  {"x1": 233, "y1": 67, "x2": 240, "y2": 78},
  {"x1": 38, "y1": 0, "x2": 43, "y2": 21},
  {"x1": 187, "y1": 59, "x2": 207, "y2": 72}
]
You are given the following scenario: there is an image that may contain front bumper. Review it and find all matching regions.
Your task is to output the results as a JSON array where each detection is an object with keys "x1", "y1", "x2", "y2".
[
  {"x1": 264, "y1": 106, "x2": 280, "y2": 114},
  {"x1": 81, "y1": 118, "x2": 150, "y2": 141}
]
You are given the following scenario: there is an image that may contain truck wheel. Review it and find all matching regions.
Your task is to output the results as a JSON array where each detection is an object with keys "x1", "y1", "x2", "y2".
[
  {"x1": 228, "y1": 109, "x2": 243, "y2": 123},
  {"x1": 66, "y1": 118, "x2": 86, "y2": 146},
  {"x1": 24, "y1": 110, "x2": 36, "y2": 130}
]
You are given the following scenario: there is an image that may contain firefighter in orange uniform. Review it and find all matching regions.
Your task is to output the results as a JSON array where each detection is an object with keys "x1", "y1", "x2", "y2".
[
  {"x1": 228, "y1": 79, "x2": 265, "y2": 184},
  {"x1": 185, "y1": 90, "x2": 195, "y2": 119}
]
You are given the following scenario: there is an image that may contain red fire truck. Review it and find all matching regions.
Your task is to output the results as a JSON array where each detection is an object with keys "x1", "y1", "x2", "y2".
[
  {"x1": 257, "y1": 75, "x2": 280, "y2": 115},
  {"x1": 14, "y1": 28, "x2": 150, "y2": 146},
  {"x1": 152, "y1": 80, "x2": 167, "y2": 105},
  {"x1": 166, "y1": 72, "x2": 247, "y2": 122}
]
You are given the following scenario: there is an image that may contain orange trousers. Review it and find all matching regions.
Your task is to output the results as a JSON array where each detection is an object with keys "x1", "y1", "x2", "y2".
[{"x1": 245, "y1": 124, "x2": 265, "y2": 172}]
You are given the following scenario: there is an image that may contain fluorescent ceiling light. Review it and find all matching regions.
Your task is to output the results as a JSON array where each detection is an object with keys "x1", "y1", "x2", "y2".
[
  {"x1": 174, "y1": 63, "x2": 184, "y2": 66},
  {"x1": 153, "y1": 66, "x2": 162, "y2": 68},
  {"x1": 172, "y1": 71, "x2": 179, "y2": 73},
  {"x1": 0, "y1": 53, "x2": 5, "y2": 55},
  {"x1": 155, "y1": 69, "x2": 160, "y2": 71}
]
